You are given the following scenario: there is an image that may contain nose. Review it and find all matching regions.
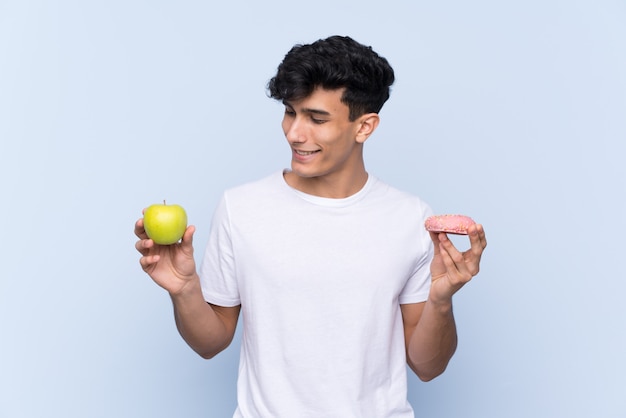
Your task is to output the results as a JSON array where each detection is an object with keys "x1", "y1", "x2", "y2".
[{"x1": 283, "y1": 116, "x2": 305, "y2": 144}]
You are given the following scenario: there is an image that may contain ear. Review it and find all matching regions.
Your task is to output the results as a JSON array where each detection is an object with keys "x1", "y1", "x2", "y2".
[{"x1": 355, "y1": 113, "x2": 380, "y2": 144}]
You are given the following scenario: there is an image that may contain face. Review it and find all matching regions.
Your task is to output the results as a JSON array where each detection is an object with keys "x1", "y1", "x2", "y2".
[{"x1": 282, "y1": 87, "x2": 372, "y2": 189}]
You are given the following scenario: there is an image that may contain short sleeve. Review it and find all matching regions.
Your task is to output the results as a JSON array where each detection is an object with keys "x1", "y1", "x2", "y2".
[
  {"x1": 398, "y1": 238, "x2": 433, "y2": 304},
  {"x1": 398, "y1": 204, "x2": 434, "y2": 305},
  {"x1": 199, "y1": 194, "x2": 241, "y2": 307}
]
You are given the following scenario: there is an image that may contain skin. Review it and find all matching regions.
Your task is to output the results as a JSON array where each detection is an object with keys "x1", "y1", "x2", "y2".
[
  {"x1": 135, "y1": 220, "x2": 240, "y2": 359},
  {"x1": 402, "y1": 224, "x2": 486, "y2": 381},
  {"x1": 134, "y1": 86, "x2": 487, "y2": 382},
  {"x1": 281, "y1": 88, "x2": 379, "y2": 198}
]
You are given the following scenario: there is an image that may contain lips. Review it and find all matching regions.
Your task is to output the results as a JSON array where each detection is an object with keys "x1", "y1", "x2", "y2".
[{"x1": 294, "y1": 149, "x2": 320, "y2": 156}]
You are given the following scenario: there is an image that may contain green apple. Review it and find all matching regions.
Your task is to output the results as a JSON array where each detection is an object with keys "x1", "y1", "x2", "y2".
[{"x1": 143, "y1": 201, "x2": 188, "y2": 245}]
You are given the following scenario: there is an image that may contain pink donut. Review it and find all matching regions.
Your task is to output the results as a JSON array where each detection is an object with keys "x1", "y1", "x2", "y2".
[{"x1": 425, "y1": 214, "x2": 476, "y2": 235}]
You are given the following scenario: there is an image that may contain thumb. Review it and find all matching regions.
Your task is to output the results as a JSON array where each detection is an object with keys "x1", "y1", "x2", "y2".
[
  {"x1": 181, "y1": 225, "x2": 196, "y2": 248},
  {"x1": 429, "y1": 231, "x2": 443, "y2": 254}
]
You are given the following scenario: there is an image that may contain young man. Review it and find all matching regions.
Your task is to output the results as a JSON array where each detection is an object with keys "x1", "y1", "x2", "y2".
[{"x1": 135, "y1": 35, "x2": 487, "y2": 417}]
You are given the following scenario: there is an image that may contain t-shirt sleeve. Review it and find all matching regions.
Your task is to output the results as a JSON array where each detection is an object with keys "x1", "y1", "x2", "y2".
[
  {"x1": 199, "y1": 194, "x2": 241, "y2": 307},
  {"x1": 398, "y1": 204, "x2": 434, "y2": 305}
]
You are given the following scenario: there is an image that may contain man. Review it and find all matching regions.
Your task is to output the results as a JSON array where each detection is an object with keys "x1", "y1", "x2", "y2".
[{"x1": 135, "y1": 35, "x2": 487, "y2": 417}]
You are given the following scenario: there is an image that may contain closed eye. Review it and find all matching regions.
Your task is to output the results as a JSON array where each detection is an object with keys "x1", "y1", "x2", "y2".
[{"x1": 283, "y1": 103, "x2": 329, "y2": 124}]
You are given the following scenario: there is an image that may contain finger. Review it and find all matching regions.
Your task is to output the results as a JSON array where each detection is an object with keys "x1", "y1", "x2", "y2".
[
  {"x1": 478, "y1": 224, "x2": 487, "y2": 248},
  {"x1": 441, "y1": 241, "x2": 476, "y2": 286},
  {"x1": 464, "y1": 224, "x2": 486, "y2": 273},
  {"x1": 468, "y1": 224, "x2": 487, "y2": 250},
  {"x1": 438, "y1": 241, "x2": 466, "y2": 284},
  {"x1": 139, "y1": 254, "x2": 160, "y2": 270},
  {"x1": 135, "y1": 237, "x2": 154, "y2": 255},
  {"x1": 438, "y1": 235, "x2": 465, "y2": 272},
  {"x1": 179, "y1": 225, "x2": 196, "y2": 256},
  {"x1": 429, "y1": 231, "x2": 441, "y2": 243},
  {"x1": 429, "y1": 231, "x2": 443, "y2": 254},
  {"x1": 181, "y1": 225, "x2": 195, "y2": 244},
  {"x1": 448, "y1": 224, "x2": 487, "y2": 277},
  {"x1": 134, "y1": 218, "x2": 148, "y2": 239},
  {"x1": 437, "y1": 232, "x2": 456, "y2": 253}
]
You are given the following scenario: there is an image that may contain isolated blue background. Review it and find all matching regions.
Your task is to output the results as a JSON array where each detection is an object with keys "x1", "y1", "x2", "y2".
[{"x1": 1, "y1": 1, "x2": 625, "y2": 417}]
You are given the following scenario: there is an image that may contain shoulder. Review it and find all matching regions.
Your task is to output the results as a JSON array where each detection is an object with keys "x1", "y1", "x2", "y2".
[
  {"x1": 216, "y1": 171, "x2": 292, "y2": 222},
  {"x1": 368, "y1": 176, "x2": 434, "y2": 220},
  {"x1": 226, "y1": 171, "x2": 282, "y2": 194},
  {"x1": 222, "y1": 171, "x2": 287, "y2": 203}
]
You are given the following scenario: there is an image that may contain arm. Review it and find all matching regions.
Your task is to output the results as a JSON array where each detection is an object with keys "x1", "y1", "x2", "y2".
[
  {"x1": 170, "y1": 280, "x2": 240, "y2": 359},
  {"x1": 134, "y1": 216, "x2": 240, "y2": 359},
  {"x1": 401, "y1": 300, "x2": 457, "y2": 382},
  {"x1": 402, "y1": 223, "x2": 487, "y2": 381}
]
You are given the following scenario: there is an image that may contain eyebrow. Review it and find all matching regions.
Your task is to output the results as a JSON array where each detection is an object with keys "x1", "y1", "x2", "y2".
[{"x1": 283, "y1": 101, "x2": 331, "y2": 116}]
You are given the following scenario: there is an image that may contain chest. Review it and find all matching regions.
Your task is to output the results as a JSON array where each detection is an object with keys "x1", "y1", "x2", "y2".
[{"x1": 230, "y1": 203, "x2": 421, "y2": 303}]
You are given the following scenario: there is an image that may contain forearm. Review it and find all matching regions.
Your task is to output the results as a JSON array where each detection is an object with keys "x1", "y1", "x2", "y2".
[
  {"x1": 170, "y1": 276, "x2": 235, "y2": 359},
  {"x1": 406, "y1": 298, "x2": 458, "y2": 382}
]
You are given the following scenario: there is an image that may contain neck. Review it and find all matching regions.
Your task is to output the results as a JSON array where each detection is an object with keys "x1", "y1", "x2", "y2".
[{"x1": 284, "y1": 168, "x2": 368, "y2": 199}]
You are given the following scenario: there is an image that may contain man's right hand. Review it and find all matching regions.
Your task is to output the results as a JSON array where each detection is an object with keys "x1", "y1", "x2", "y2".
[{"x1": 134, "y1": 213, "x2": 198, "y2": 295}]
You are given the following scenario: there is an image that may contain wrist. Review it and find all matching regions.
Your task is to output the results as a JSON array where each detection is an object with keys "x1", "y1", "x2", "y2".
[
  {"x1": 426, "y1": 293, "x2": 454, "y2": 313},
  {"x1": 169, "y1": 273, "x2": 202, "y2": 300}
]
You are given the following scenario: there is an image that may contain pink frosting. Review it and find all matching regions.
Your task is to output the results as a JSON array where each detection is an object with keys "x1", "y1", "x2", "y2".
[{"x1": 425, "y1": 214, "x2": 475, "y2": 235}]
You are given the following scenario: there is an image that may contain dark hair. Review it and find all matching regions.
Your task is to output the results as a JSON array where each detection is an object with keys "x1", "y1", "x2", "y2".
[{"x1": 267, "y1": 35, "x2": 395, "y2": 121}]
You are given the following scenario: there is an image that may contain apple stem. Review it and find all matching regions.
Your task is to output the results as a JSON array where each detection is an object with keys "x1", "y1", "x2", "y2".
[{"x1": 163, "y1": 199, "x2": 166, "y2": 205}]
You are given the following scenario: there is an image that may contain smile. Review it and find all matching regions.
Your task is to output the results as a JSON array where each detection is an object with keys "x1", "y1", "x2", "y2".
[{"x1": 294, "y1": 150, "x2": 320, "y2": 156}]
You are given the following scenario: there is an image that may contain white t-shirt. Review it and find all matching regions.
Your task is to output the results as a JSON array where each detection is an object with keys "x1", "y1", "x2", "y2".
[{"x1": 200, "y1": 171, "x2": 434, "y2": 417}]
